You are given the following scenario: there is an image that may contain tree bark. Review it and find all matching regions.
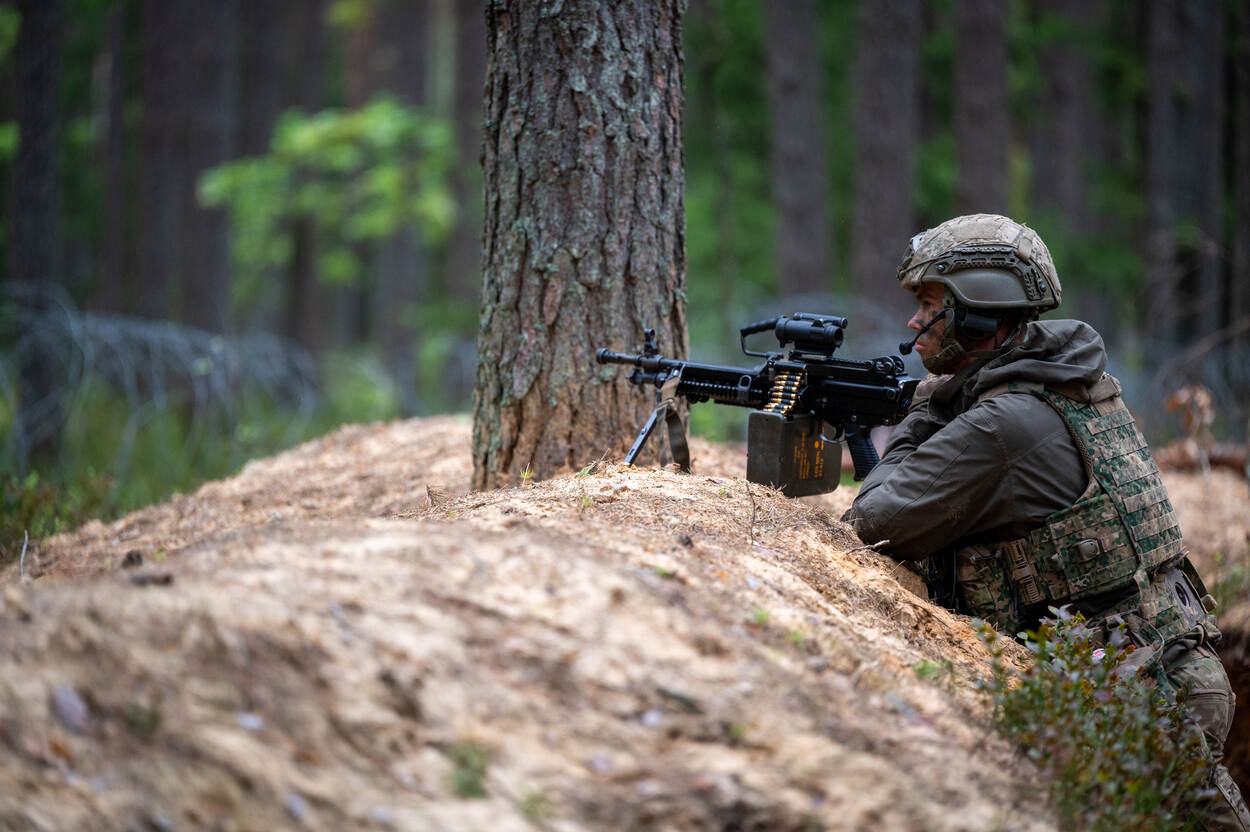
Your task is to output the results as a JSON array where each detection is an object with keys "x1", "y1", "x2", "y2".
[
  {"x1": 764, "y1": 0, "x2": 832, "y2": 298},
  {"x1": 954, "y1": 0, "x2": 1009, "y2": 215},
  {"x1": 12, "y1": 0, "x2": 64, "y2": 466},
  {"x1": 473, "y1": 0, "x2": 687, "y2": 490},
  {"x1": 851, "y1": 0, "x2": 921, "y2": 317}
]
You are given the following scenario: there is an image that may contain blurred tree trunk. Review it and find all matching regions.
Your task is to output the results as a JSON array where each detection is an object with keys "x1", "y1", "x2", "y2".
[
  {"x1": 1234, "y1": 0, "x2": 1250, "y2": 349},
  {"x1": 1030, "y1": 0, "x2": 1100, "y2": 232},
  {"x1": 851, "y1": 0, "x2": 920, "y2": 318},
  {"x1": 1145, "y1": 0, "x2": 1225, "y2": 342},
  {"x1": 94, "y1": 6, "x2": 129, "y2": 314},
  {"x1": 1144, "y1": 0, "x2": 1180, "y2": 341},
  {"x1": 240, "y1": 0, "x2": 282, "y2": 157},
  {"x1": 12, "y1": 0, "x2": 64, "y2": 467},
  {"x1": 137, "y1": 0, "x2": 184, "y2": 321},
  {"x1": 446, "y1": 0, "x2": 487, "y2": 303},
  {"x1": 442, "y1": 0, "x2": 488, "y2": 410},
  {"x1": 282, "y1": 0, "x2": 330, "y2": 354},
  {"x1": 764, "y1": 0, "x2": 831, "y2": 298},
  {"x1": 954, "y1": 0, "x2": 1008, "y2": 214},
  {"x1": 473, "y1": 0, "x2": 687, "y2": 490},
  {"x1": 181, "y1": 0, "x2": 239, "y2": 334},
  {"x1": 1183, "y1": 1, "x2": 1224, "y2": 337},
  {"x1": 374, "y1": 0, "x2": 429, "y2": 416},
  {"x1": 1031, "y1": 0, "x2": 1117, "y2": 341}
]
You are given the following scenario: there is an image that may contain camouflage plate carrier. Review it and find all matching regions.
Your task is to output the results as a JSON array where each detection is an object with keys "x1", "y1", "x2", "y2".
[{"x1": 955, "y1": 372, "x2": 1217, "y2": 649}]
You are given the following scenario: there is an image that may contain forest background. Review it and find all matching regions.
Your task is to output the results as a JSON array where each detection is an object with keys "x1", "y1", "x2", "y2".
[{"x1": 2, "y1": 0, "x2": 1248, "y2": 553}]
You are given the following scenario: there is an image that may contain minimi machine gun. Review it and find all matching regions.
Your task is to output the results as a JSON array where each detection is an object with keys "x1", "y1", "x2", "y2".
[{"x1": 596, "y1": 314, "x2": 919, "y2": 497}]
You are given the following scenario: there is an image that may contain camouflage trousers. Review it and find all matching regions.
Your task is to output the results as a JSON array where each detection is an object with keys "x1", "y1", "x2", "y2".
[{"x1": 1163, "y1": 640, "x2": 1250, "y2": 832}]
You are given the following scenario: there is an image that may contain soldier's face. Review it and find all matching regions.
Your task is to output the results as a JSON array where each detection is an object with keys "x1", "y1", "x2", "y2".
[{"x1": 907, "y1": 283, "x2": 947, "y2": 360}]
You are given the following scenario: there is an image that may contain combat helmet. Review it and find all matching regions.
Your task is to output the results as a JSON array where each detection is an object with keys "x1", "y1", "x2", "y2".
[
  {"x1": 896, "y1": 214, "x2": 1061, "y2": 372},
  {"x1": 897, "y1": 213, "x2": 1061, "y2": 313}
]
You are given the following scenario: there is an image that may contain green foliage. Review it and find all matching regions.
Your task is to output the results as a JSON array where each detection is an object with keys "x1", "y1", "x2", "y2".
[
  {"x1": 201, "y1": 96, "x2": 455, "y2": 314},
  {"x1": 0, "y1": 343, "x2": 409, "y2": 545},
  {"x1": 684, "y1": 0, "x2": 774, "y2": 351},
  {"x1": 0, "y1": 470, "x2": 113, "y2": 566},
  {"x1": 977, "y1": 611, "x2": 1211, "y2": 832},
  {"x1": 446, "y1": 741, "x2": 491, "y2": 799},
  {"x1": 915, "y1": 133, "x2": 957, "y2": 230}
]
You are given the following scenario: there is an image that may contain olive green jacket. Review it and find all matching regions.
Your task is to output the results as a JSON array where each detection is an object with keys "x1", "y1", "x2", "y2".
[{"x1": 844, "y1": 319, "x2": 1107, "y2": 560}]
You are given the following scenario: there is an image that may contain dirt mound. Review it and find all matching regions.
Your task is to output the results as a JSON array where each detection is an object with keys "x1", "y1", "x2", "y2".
[{"x1": 3, "y1": 415, "x2": 1246, "y2": 830}]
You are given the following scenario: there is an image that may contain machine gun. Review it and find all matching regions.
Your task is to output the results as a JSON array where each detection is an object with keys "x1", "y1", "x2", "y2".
[{"x1": 596, "y1": 314, "x2": 919, "y2": 497}]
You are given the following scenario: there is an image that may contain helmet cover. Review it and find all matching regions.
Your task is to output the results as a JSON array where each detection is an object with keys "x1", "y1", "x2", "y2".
[{"x1": 897, "y1": 214, "x2": 1061, "y2": 312}]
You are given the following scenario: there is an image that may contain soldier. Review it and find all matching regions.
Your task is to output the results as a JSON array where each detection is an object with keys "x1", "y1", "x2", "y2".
[{"x1": 842, "y1": 214, "x2": 1249, "y2": 830}]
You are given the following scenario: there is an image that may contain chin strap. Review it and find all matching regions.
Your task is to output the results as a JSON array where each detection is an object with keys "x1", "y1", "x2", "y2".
[{"x1": 922, "y1": 310, "x2": 1031, "y2": 374}]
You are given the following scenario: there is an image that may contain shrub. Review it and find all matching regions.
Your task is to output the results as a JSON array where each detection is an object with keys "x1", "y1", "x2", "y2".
[{"x1": 977, "y1": 609, "x2": 1212, "y2": 832}]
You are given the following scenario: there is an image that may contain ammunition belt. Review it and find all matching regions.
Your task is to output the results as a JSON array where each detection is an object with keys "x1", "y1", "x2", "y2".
[{"x1": 763, "y1": 370, "x2": 804, "y2": 416}]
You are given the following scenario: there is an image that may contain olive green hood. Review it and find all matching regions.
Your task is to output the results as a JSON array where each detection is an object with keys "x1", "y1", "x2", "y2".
[{"x1": 933, "y1": 319, "x2": 1107, "y2": 414}]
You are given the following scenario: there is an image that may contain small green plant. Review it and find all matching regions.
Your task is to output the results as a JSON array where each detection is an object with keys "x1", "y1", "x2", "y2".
[
  {"x1": 977, "y1": 610, "x2": 1211, "y2": 832},
  {"x1": 787, "y1": 629, "x2": 808, "y2": 649},
  {"x1": 447, "y1": 741, "x2": 491, "y2": 799},
  {"x1": 580, "y1": 495, "x2": 592, "y2": 508},
  {"x1": 520, "y1": 465, "x2": 534, "y2": 486},
  {"x1": 0, "y1": 470, "x2": 113, "y2": 565},
  {"x1": 913, "y1": 658, "x2": 957, "y2": 693},
  {"x1": 654, "y1": 565, "x2": 677, "y2": 579},
  {"x1": 519, "y1": 789, "x2": 554, "y2": 823},
  {"x1": 717, "y1": 487, "x2": 729, "y2": 498},
  {"x1": 751, "y1": 608, "x2": 770, "y2": 626},
  {"x1": 575, "y1": 463, "x2": 595, "y2": 479}
]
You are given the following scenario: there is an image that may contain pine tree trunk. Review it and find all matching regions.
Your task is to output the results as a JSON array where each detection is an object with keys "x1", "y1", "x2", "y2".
[
  {"x1": 1144, "y1": 0, "x2": 1180, "y2": 341},
  {"x1": 94, "y1": 7, "x2": 129, "y2": 314},
  {"x1": 1233, "y1": 0, "x2": 1250, "y2": 348},
  {"x1": 240, "y1": 0, "x2": 283, "y2": 157},
  {"x1": 473, "y1": 0, "x2": 687, "y2": 490},
  {"x1": 1145, "y1": 0, "x2": 1225, "y2": 341},
  {"x1": 1030, "y1": 0, "x2": 1101, "y2": 232},
  {"x1": 954, "y1": 0, "x2": 1009, "y2": 214},
  {"x1": 137, "y1": 0, "x2": 185, "y2": 322},
  {"x1": 373, "y1": 0, "x2": 429, "y2": 417},
  {"x1": 1183, "y1": 1, "x2": 1224, "y2": 336},
  {"x1": 12, "y1": 0, "x2": 64, "y2": 467},
  {"x1": 851, "y1": 0, "x2": 920, "y2": 318},
  {"x1": 181, "y1": 0, "x2": 239, "y2": 333},
  {"x1": 765, "y1": 0, "x2": 832, "y2": 298},
  {"x1": 280, "y1": 0, "x2": 331, "y2": 355},
  {"x1": 446, "y1": 0, "x2": 487, "y2": 304}
]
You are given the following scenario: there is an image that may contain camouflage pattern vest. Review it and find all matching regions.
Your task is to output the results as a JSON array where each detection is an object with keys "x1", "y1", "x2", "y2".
[{"x1": 955, "y1": 374, "x2": 1216, "y2": 643}]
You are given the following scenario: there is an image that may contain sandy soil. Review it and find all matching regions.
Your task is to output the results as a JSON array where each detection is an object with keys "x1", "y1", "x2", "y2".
[{"x1": 2, "y1": 415, "x2": 1246, "y2": 831}]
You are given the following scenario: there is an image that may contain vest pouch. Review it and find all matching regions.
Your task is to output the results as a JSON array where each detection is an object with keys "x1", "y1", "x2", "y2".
[
  {"x1": 1038, "y1": 492, "x2": 1138, "y2": 600},
  {"x1": 955, "y1": 542, "x2": 1019, "y2": 633}
]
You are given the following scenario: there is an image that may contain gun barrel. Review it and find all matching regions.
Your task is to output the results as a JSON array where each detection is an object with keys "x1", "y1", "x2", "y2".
[{"x1": 595, "y1": 348, "x2": 634, "y2": 365}]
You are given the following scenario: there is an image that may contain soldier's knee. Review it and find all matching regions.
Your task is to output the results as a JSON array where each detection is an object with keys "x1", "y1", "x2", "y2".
[{"x1": 1167, "y1": 643, "x2": 1235, "y2": 758}]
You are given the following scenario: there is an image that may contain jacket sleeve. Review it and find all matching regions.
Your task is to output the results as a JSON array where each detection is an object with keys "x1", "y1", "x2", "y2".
[{"x1": 841, "y1": 403, "x2": 1016, "y2": 560}]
